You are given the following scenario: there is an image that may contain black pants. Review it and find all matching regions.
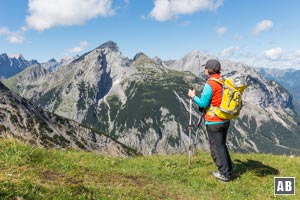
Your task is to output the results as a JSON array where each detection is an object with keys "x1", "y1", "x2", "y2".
[{"x1": 206, "y1": 121, "x2": 232, "y2": 178}]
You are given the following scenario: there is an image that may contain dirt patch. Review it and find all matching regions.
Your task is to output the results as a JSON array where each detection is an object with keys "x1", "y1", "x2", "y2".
[
  {"x1": 123, "y1": 175, "x2": 147, "y2": 186},
  {"x1": 40, "y1": 170, "x2": 65, "y2": 181},
  {"x1": 65, "y1": 177, "x2": 83, "y2": 185}
]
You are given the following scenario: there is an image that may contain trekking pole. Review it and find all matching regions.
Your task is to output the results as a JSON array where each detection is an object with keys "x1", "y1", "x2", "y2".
[
  {"x1": 188, "y1": 86, "x2": 193, "y2": 169},
  {"x1": 197, "y1": 110, "x2": 205, "y2": 128}
]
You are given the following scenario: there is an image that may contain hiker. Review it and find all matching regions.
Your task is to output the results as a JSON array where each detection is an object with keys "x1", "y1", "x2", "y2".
[{"x1": 188, "y1": 59, "x2": 232, "y2": 182}]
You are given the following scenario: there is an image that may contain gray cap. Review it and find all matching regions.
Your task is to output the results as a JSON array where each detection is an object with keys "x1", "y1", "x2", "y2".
[{"x1": 205, "y1": 59, "x2": 221, "y2": 73}]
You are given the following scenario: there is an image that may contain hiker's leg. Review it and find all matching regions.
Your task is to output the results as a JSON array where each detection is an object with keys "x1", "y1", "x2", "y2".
[
  {"x1": 207, "y1": 122, "x2": 232, "y2": 178},
  {"x1": 221, "y1": 121, "x2": 232, "y2": 177},
  {"x1": 207, "y1": 125, "x2": 220, "y2": 168}
]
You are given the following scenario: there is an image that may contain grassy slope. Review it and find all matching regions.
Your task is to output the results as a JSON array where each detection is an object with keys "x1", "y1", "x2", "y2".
[
  {"x1": 2, "y1": 65, "x2": 38, "y2": 92},
  {"x1": 1, "y1": 139, "x2": 300, "y2": 200}
]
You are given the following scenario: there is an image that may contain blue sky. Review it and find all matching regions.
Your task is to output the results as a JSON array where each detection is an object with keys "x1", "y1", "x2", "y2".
[{"x1": 1, "y1": 0, "x2": 300, "y2": 69}]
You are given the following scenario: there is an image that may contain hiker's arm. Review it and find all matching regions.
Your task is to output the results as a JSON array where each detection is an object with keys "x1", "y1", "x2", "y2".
[{"x1": 193, "y1": 83, "x2": 212, "y2": 108}]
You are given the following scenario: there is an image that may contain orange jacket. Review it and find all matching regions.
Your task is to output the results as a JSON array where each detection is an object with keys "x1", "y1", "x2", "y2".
[{"x1": 204, "y1": 74, "x2": 226, "y2": 122}]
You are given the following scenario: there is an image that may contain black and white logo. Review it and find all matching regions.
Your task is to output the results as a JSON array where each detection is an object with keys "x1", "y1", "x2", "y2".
[{"x1": 274, "y1": 177, "x2": 295, "y2": 195}]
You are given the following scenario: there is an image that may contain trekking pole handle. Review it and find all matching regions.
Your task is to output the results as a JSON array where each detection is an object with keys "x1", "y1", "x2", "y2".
[{"x1": 189, "y1": 96, "x2": 192, "y2": 126}]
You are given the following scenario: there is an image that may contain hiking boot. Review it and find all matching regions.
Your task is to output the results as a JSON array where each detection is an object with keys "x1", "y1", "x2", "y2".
[{"x1": 211, "y1": 171, "x2": 230, "y2": 182}]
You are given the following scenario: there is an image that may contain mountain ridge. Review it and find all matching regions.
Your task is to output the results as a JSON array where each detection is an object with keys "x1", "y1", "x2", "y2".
[
  {"x1": 0, "y1": 81, "x2": 138, "y2": 157},
  {"x1": 0, "y1": 53, "x2": 39, "y2": 78},
  {"x1": 258, "y1": 67, "x2": 300, "y2": 108},
  {"x1": 3, "y1": 41, "x2": 300, "y2": 155}
]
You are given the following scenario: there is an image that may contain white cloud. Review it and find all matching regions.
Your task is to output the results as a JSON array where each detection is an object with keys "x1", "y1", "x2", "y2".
[
  {"x1": 221, "y1": 46, "x2": 240, "y2": 58},
  {"x1": 263, "y1": 48, "x2": 283, "y2": 60},
  {"x1": 26, "y1": 0, "x2": 115, "y2": 31},
  {"x1": 150, "y1": 0, "x2": 224, "y2": 21},
  {"x1": 216, "y1": 26, "x2": 227, "y2": 37},
  {"x1": 0, "y1": 27, "x2": 25, "y2": 44},
  {"x1": 0, "y1": 27, "x2": 9, "y2": 35},
  {"x1": 287, "y1": 49, "x2": 300, "y2": 65},
  {"x1": 70, "y1": 41, "x2": 88, "y2": 53},
  {"x1": 252, "y1": 19, "x2": 273, "y2": 35},
  {"x1": 150, "y1": 0, "x2": 173, "y2": 21},
  {"x1": 7, "y1": 33, "x2": 25, "y2": 44},
  {"x1": 294, "y1": 49, "x2": 300, "y2": 56}
]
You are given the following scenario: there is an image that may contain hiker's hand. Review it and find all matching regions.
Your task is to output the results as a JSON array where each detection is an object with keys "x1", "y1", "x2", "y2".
[{"x1": 188, "y1": 89, "x2": 195, "y2": 98}]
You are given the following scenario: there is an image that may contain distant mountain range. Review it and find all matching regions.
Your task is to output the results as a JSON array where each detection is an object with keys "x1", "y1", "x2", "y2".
[
  {"x1": 0, "y1": 53, "x2": 77, "y2": 79},
  {"x1": 2, "y1": 41, "x2": 300, "y2": 155},
  {"x1": 0, "y1": 53, "x2": 38, "y2": 78},
  {"x1": 0, "y1": 81, "x2": 137, "y2": 157},
  {"x1": 258, "y1": 68, "x2": 300, "y2": 107}
]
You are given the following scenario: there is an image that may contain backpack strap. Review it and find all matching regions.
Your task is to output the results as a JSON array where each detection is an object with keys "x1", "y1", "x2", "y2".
[
  {"x1": 208, "y1": 77, "x2": 224, "y2": 85},
  {"x1": 205, "y1": 77, "x2": 225, "y2": 119}
]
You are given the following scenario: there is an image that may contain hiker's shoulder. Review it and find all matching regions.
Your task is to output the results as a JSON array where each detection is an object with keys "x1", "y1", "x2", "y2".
[{"x1": 207, "y1": 77, "x2": 223, "y2": 87}]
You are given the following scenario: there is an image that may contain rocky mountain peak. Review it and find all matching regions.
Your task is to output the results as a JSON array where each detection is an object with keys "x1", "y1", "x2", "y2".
[
  {"x1": 48, "y1": 58, "x2": 57, "y2": 63},
  {"x1": 133, "y1": 52, "x2": 148, "y2": 61},
  {"x1": 97, "y1": 41, "x2": 119, "y2": 52},
  {"x1": 0, "y1": 53, "x2": 39, "y2": 78},
  {"x1": 132, "y1": 52, "x2": 161, "y2": 70},
  {"x1": 152, "y1": 56, "x2": 162, "y2": 64},
  {"x1": 15, "y1": 54, "x2": 25, "y2": 60},
  {"x1": 0, "y1": 53, "x2": 9, "y2": 61}
]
